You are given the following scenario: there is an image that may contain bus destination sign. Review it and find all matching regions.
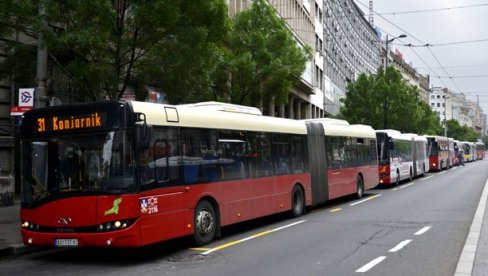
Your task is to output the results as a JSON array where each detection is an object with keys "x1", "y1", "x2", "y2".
[{"x1": 36, "y1": 112, "x2": 105, "y2": 133}]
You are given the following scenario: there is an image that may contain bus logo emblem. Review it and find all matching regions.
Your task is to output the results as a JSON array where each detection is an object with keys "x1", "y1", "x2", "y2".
[{"x1": 57, "y1": 217, "x2": 72, "y2": 225}]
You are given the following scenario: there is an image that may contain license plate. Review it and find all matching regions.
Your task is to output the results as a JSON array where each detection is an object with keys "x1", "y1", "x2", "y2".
[{"x1": 55, "y1": 239, "x2": 79, "y2": 247}]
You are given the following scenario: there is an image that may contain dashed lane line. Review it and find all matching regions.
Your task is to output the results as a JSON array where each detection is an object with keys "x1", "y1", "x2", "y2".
[
  {"x1": 389, "y1": 239, "x2": 412, "y2": 252},
  {"x1": 349, "y1": 194, "x2": 382, "y2": 206},
  {"x1": 414, "y1": 226, "x2": 432, "y2": 236},
  {"x1": 399, "y1": 182, "x2": 415, "y2": 189},
  {"x1": 356, "y1": 256, "x2": 387, "y2": 273}
]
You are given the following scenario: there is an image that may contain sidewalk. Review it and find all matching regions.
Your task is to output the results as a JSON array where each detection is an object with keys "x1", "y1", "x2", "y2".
[{"x1": 0, "y1": 200, "x2": 24, "y2": 258}]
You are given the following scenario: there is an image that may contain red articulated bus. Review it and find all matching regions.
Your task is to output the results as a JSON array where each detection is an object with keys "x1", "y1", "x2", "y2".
[
  {"x1": 425, "y1": 135, "x2": 449, "y2": 171},
  {"x1": 20, "y1": 101, "x2": 378, "y2": 248}
]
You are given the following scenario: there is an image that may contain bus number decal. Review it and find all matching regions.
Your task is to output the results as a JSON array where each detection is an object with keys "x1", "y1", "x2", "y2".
[
  {"x1": 37, "y1": 118, "x2": 46, "y2": 132},
  {"x1": 140, "y1": 197, "x2": 159, "y2": 215}
]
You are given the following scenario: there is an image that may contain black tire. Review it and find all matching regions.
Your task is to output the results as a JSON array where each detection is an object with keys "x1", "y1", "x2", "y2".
[
  {"x1": 193, "y1": 200, "x2": 216, "y2": 246},
  {"x1": 291, "y1": 185, "x2": 305, "y2": 218},
  {"x1": 356, "y1": 175, "x2": 364, "y2": 199},
  {"x1": 409, "y1": 168, "x2": 413, "y2": 182}
]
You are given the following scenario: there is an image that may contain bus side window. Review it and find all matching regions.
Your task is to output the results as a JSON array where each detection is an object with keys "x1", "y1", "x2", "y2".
[
  {"x1": 218, "y1": 130, "x2": 246, "y2": 180},
  {"x1": 139, "y1": 127, "x2": 179, "y2": 190},
  {"x1": 247, "y1": 132, "x2": 272, "y2": 177},
  {"x1": 271, "y1": 134, "x2": 290, "y2": 175}
]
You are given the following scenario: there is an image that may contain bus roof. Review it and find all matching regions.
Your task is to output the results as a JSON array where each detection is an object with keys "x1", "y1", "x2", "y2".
[
  {"x1": 130, "y1": 101, "x2": 307, "y2": 134},
  {"x1": 130, "y1": 101, "x2": 376, "y2": 138}
]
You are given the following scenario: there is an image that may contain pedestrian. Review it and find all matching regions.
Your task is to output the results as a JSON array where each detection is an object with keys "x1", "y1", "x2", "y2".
[{"x1": 459, "y1": 151, "x2": 465, "y2": 166}]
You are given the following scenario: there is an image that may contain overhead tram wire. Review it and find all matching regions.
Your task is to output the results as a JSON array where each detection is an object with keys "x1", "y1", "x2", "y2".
[
  {"x1": 374, "y1": 3, "x2": 488, "y2": 16},
  {"x1": 354, "y1": 1, "x2": 458, "y2": 90},
  {"x1": 391, "y1": 38, "x2": 488, "y2": 47}
]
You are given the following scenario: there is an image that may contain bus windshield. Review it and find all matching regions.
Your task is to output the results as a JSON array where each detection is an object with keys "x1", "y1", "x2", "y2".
[
  {"x1": 428, "y1": 141, "x2": 439, "y2": 156},
  {"x1": 22, "y1": 130, "x2": 135, "y2": 206},
  {"x1": 376, "y1": 133, "x2": 390, "y2": 165}
]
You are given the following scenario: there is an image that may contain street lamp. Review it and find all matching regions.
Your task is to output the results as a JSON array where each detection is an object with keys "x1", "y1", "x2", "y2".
[{"x1": 384, "y1": 34, "x2": 407, "y2": 69}]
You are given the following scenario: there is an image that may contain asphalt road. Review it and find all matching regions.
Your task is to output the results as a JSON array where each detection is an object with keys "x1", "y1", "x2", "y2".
[{"x1": 0, "y1": 159, "x2": 487, "y2": 276}]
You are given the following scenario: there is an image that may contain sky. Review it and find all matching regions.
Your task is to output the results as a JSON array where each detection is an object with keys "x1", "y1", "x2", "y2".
[{"x1": 354, "y1": 0, "x2": 488, "y2": 113}]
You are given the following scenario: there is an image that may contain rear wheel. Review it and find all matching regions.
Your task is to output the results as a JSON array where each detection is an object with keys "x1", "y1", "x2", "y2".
[
  {"x1": 356, "y1": 175, "x2": 364, "y2": 199},
  {"x1": 291, "y1": 185, "x2": 305, "y2": 218},
  {"x1": 193, "y1": 200, "x2": 216, "y2": 246}
]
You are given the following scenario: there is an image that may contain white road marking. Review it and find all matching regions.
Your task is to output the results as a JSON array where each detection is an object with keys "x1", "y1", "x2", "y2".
[
  {"x1": 421, "y1": 176, "x2": 433, "y2": 181},
  {"x1": 349, "y1": 194, "x2": 382, "y2": 206},
  {"x1": 389, "y1": 239, "x2": 412, "y2": 252},
  {"x1": 438, "y1": 171, "x2": 446, "y2": 175},
  {"x1": 355, "y1": 256, "x2": 387, "y2": 273},
  {"x1": 414, "y1": 226, "x2": 432, "y2": 236},
  {"x1": 399, "y1": 182, "x2": 415, "y2": 189}
]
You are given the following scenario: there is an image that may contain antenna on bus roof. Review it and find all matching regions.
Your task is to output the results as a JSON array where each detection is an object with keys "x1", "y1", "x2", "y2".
[{"x1": 180, "y1": 101, "x2": 262, "y2": 116}]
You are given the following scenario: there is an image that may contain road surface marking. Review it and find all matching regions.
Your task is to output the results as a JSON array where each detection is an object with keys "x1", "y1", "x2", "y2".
[
  {"x1": 330, "y1": 208, "x2": 342, "y2": 213},
  {"x1": 455, "y1": 177, "x2": 488, "y2": 275},
  {"x1": 389, "y1": 239, "x2": 412, "y2": 252},
  {"x1": 190, "y1": 247, "x2": 211, "y2": 251},
  {"x1": 350, "y1": 194, "x2": 382, "y2": 206},
  {"x1": 399, "y1": 182, "x2": 415, "y2": 189},
  {"x1": 392, "y1": 188, "x2": 398, "y2": 191},
  {"x1": 201, "y1": 220, "x2": 306, "y2": 255},
  {"x1": 421, "y1": 176, "x2": 433, "y2": 181},
  {"x1": 438, "y1": 171, "x2": 446, "y2": 175},
  {"x1": 356, "y1": 256, "x2": 387, "y2": 273},
  {"x1": 414, "y1": 226, "x2": 432, "y2": 236}
]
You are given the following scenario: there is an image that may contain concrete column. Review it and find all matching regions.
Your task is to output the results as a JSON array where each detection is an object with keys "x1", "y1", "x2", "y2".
[
  {"x1": 288, "y1": 97, "x2": 294, "y2": 119},
  {"x1": 296, "y1": 100, "x2": 302, "y2": 120},
  {"x1": 279, "y1": 105, "x2": 285, "y2": 118},
  {"x1": 268, "y1": 97, "x2": 275, "y2": 117}
]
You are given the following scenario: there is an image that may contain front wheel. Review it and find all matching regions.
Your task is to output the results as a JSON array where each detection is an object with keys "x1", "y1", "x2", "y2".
[
  {"x1": 193, "y1": 200, "x2": 217, "y2": 246},
  {"x1": 291, "y1": 185, "x2": 305, "y2": 218}
]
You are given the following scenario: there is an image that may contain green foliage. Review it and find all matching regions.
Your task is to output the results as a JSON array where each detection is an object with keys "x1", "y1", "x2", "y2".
[
  {"x1": 213, "y1": 0, "x2": 311, "y2": 107},
  {"x1": 0, "y1": 0, "x2": 229, "y2": 102},
  {"x1": 446, "y1": 120, "x2": 480, "y2": 142},
  {"x1": 340, "y1": 66, "x2": 442, "y2": 134}
]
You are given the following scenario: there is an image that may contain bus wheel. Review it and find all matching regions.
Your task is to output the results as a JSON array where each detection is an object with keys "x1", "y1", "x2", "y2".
[
  {"x1": 291, "y1": 185, "x2": 305, "y2": 218},
  {"x1": 395, "y1": 172, "x2": 400, "y2": 187},
  {"x1": 356, "y1": 175, "x2": 364, "y2": 199},
  {"x1": 193, "y1": 200, "x2": 216, "y2": 246}
]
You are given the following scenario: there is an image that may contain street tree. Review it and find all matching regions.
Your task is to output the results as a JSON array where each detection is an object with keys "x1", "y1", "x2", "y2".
[
  {"x1": 0, "y1": 0, "x2": 228, "y2": 102},
  {"x1": 213, "y1": 0, "x2": 311, "y2": 110},
  {"x1": 446, "y1": 119, "x2": 480, "y2": 142},
  {"x1": 340, "y1": 66, "x2": 442, "y2": 134}
]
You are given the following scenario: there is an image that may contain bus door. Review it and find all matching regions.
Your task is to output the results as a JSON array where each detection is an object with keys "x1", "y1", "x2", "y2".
[{"x1": 138, "y1": 132, "x2": 186, "y2": 244}]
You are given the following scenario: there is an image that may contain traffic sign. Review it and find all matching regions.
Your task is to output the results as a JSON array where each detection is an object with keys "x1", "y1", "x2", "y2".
[
  {"x1": 10, "y1": 106, "x2": 33, "y2": 116},
  {"x1": 19, "y1": 88, "x2": 34, "y2": 107}
]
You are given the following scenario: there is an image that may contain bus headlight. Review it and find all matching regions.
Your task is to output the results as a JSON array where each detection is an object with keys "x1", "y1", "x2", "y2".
[{"x1": 97, "y1": 218, "x2": 136, "y2": 232}]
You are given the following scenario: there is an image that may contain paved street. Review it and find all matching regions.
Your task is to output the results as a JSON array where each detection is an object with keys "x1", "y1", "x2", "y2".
[{"x1": 0, "y1": 159, "x2": 487, "y2": 275}]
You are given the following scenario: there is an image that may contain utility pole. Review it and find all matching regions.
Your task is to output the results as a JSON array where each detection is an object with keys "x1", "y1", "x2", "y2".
[{"x1": 35, "y1": 1, "x2": 48, "y2": 108}]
